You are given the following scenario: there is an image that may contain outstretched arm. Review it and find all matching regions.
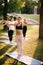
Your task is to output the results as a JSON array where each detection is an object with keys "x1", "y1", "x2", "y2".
[
  {"x1": 8, "y1": 21, "x2": 17, "y2": 26},
  {"x1": 0, "y1": 20, "x2": 6, "y2": 25},
  {"x1": 0, "y1": 20, "x2": 3, "y2": 24}
]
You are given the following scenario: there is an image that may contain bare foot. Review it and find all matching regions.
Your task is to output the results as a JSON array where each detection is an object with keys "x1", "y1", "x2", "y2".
[{"x1": 17, "y1": 54, "x2": 22, "y2": 60}]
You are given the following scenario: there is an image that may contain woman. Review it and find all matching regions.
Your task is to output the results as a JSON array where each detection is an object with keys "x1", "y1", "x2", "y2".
[
  {"x1": 6, "y1": 16, "x2": 26, "y2": 59},
  {"x1": 16, "y1": 16, "x2": 23, "y2": 58},
  {"x1": 0, "y1": 17, "x2": 15, "y2": 43},
  {"x1": 23, "y1": 18, "x2": 27, "y2": 39},
  {"x1": 7, "y1": 16, "x2": 15, "y2": 43}
]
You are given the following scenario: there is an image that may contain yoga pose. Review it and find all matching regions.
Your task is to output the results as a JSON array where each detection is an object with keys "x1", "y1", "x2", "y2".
[
  {"x1": 0, "y1": 16, "x2": 29, "y2": 59},
  {"x1": 7, "y1": 16, "x2": 15, "y2": 43},
  {"x1": 0, "y1": 17, "x2": 15, "y2": 43},
  {"x1": 2, "y1": 16, "x2": 15, "y2": 43},
  {"x1": 16, "y1": 16, "x2": 23, "y2": 58},
  {"x1": 4, "y1": 16, "x2": 23, "y2": 57}
]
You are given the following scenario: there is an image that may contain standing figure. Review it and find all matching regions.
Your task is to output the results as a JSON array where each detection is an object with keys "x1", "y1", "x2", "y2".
[
  {"x1": 23, "y1": 18, "x2": 27, "y2": 39},
  {"x1": 16, "y1": 16, "x2": 23, "y2": 58},
  {"x1": 7, "y1": 16, "x2": 15, "y2": 43}
]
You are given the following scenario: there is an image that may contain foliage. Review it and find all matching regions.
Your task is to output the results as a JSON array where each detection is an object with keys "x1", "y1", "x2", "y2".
[
  {"x1": 0, "y1": 0, "x2": 4, "y2": 4},
  {"x1": 8, "y1": 0, "x2": 25, "y2": 13},
  {"x1": 21, "y1": 0, "x2": 34, "y2": 14},
  {"x1": 8, "y1": 0, "x2": 39, "y2": 14},
  {"x1": 0, "y1": 0, "x2": 41, "y2": 15},
  {"x1": 8, "y1": 2, "x2": 21, "y2": 13},
  {"x1": 0, "y1": 0, "x2": 4, "y2": 16}
]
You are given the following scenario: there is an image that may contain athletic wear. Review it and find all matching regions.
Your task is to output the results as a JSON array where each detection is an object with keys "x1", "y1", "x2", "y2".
[
  {"x1": 8, "y1": 21, "x2": 15, "y2": 30},
  {"x1": 16, "y1": 24, "x2": 23, "y2": 30},
  {"x1": 16, "y1": 23, "x2": 23, "y2": 55},
  {"x1": 16, "y1": 34, "x2": 23, "y2": 54},
  {"x1": 8, "y1": 30, "x2": 14, "y2": 41},
  {"x1": 23, "y1": 26, "x2": 27, "y2": 37},
  {"x1": 8, "y1": 21, "x2": 15, "y2": 42}
]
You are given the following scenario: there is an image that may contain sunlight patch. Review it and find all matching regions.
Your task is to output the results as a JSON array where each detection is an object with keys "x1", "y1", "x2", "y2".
[
  {"x1": 2, "y1": 33, "x2": 8, "y2": 36},
  {"x1": 0, "y1": 36, "x2": 8, "y2": 39},
  {"x1": 0, "y1": 39, "x2": 17, "y2": 45},
  {"x1": 25, "y1": 38, "x2": 31, "y2": 40}
]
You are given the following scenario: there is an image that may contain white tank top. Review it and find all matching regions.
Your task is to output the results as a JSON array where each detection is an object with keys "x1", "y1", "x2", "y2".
[{"x1": 8, "y1": 21, "x2": 15, "y2": 30}]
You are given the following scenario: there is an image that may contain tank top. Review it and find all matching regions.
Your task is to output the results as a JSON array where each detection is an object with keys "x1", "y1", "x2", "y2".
[
  {"x1": 16, "y1": 24, "x2": 23, "y2": 30},
  {"x1": 8, "y1": 21, "x2": 15, "y2": 30}
]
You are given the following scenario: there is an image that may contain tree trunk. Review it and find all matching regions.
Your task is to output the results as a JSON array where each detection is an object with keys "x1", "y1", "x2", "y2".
[
  {"x1": 3, "y1": 0, "x2": 8, "y2": 30},
  {"x1": 39, "y1": 0, "x2": 43, "y2": 40}
]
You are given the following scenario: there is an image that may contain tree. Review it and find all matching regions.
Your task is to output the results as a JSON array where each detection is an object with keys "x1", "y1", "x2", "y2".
[
  {"x1": 3, "y1": 0, "x2": 8, "y2": 20},
  {"x1": 39, "y1": 0, "x2": 43, "y2": 40},
  {"x1": 8, "y1": 1, "x2": 21, "y2": 13},
  {"x1": 0, "y1": 0, "x2": 4, "y2": 16},
  {"x1": 8, "y1": 0, "x2": 25, "y2": 13},
  {"x1": 21, "y1": 0, "x2": 34, "y2": 14},
  {"x1": 3, "y1": 0, "x2": 8, "y2": 30}
]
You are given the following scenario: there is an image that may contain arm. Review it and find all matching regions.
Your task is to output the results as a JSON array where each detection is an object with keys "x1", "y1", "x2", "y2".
[
  {"x1": 0, "y1": 20, "x2": 4, "y2": 24},
  {"x1": 9, "y1": 24, "x2": 16, "y2": 26},
  {"x1": 0, "y1": 21, "x2": 6, "y2": 25},
  {"x1": 2, "y1": 20, "x2": 8, "y2": 25},
  {"x1": 24, "y1": 21, "x2": 36, "y2": 26},
  {"x1": 22, "y1": 20, "x2": 28, "y2": 26},
  {"x1": 8, "y1": 22, "x2": 17, "y2": 26}
]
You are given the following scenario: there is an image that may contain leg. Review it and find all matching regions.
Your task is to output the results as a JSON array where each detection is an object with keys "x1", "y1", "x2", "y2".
[
  {"x1": 8, "y1": 30, "x2": 14, "y2": 43},
  {"x1": 23, "y1": 26, "x2": 27, "y2": 39},
  {"x1": 16, "y1": 35, "x2": 23, "y2": 55}
]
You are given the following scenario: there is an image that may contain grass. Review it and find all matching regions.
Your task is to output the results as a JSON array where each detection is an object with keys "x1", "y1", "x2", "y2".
[
  {"x1": 0, "y1": 25, "x2": 43, "y2": 65},
  {"x1": 22, "y1": 14, "x2": 39, "y2": 22},
  {"x1": 0, "y1": 24, "x2": 3, "y2": 30},
  {"x1": 0, "y1": 14, "x2": 39, "y2": 22},
  {"x1": 0, "y1": 14, "x2": 42, "y2": 65}
]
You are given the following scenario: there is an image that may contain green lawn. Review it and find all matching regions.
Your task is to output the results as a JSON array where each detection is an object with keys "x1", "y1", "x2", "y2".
[{"x1": 0, "y1": 24, "x2": 3, "y2": 29}]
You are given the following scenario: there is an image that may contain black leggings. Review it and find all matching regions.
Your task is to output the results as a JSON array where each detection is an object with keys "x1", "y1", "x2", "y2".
[
  {"x1": 8, "y1": 30, "x2": 14, "y2": 41},
  {"x1": 23, "y1": 26, "x2": 27, "y2": 37}
]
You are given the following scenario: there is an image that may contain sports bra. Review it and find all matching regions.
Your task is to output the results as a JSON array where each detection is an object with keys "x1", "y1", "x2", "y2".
[{"x1": 16, "y1": 24, "x2": 23, "y2": 30}]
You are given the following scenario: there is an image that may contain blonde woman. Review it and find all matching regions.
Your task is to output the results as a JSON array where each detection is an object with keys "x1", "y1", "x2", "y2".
[{"x1": 15, "y1": 16, "x2": 23, "y2": 59}]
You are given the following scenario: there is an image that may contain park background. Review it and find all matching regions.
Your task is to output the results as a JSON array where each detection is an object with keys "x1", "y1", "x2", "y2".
[{"x1": 0, "y1": 0, "x2": 43, "y2": 65}]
